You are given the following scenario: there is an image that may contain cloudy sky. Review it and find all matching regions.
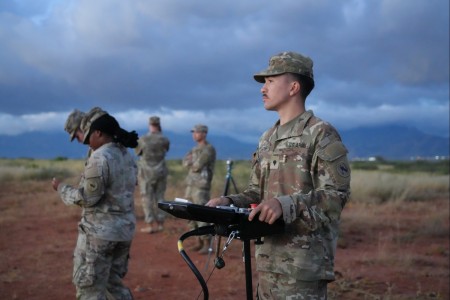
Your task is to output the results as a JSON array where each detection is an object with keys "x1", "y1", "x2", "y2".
[{"x1": 1, "y1": 0, "x2": 448, "y2": 143}]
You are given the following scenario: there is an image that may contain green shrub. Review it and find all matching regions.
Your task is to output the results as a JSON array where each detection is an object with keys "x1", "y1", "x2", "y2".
[
  {"x1": 390, "y1": 160, "x2": 449, "y2": 175},
  {"x1": 351, "y1": 161, "x2": 379, "y2": 171},
  {"x1": 53, "y1": 156, "x2": 69, "y2": 161}
]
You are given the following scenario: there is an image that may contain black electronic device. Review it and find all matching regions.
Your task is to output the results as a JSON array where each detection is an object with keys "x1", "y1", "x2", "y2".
[
  {"x1": 158, "y1": 201, "x2": 240, "y2": 224},
  {"x1": 158, "y1": 201, "x2": 284, "y2": 240}
]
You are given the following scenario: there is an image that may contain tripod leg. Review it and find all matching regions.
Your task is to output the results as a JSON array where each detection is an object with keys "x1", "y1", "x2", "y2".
[
  {"x1": 222, "y1": 177, "x2": 231, "y2": 196},
  {"x1": 230, "y1": 176, "x2": 239, "y2": 194}
]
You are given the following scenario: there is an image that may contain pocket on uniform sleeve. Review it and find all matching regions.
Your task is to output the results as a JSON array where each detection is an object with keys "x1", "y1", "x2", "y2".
[
  {"x1": 317, "y1": 141, "x2": 347, "y2": 161},
  {"x1": 83, "y1": 163, "x2": 103, "y2": 199},
  {"x1": 317, "y1": 141, "x2": 351, "y2": 188}
]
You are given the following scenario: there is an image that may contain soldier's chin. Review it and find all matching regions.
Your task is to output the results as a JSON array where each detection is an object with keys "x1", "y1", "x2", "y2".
[{"x1": 263, "y1": 102, "x2": 276, "y2": 111}]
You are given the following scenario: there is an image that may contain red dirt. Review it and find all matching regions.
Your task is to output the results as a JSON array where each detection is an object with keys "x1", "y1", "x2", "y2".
[{"x1": 0, "y1": 180, "x2": 448, "y2": 299}]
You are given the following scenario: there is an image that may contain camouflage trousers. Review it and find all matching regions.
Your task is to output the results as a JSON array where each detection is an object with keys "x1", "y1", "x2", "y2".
[
  {"x1": 138, "y1": 174, "x2": 167, "y2": 224},
  {"x1": 256, "y1": 271, "x2": 328, "y2": 300},
  {"x1": 184, "y1": 185, "x2": 211, "y2": 240},
  {"x1": 73, "y1": 227, "x2": 133, "y2": 300}
]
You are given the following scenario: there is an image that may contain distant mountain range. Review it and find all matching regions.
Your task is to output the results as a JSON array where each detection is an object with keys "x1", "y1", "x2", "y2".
[
  {"x1": 340, "y1": 125, "x2": 449, "y2": 160},
  {"x1": 0, "y1": 125, "x2": 448, "y2": 160}
]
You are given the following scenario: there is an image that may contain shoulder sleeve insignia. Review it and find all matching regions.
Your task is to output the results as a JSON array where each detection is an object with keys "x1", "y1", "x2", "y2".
[
  {"x1": 336, "y1": 161, "x2": 350, "y2": 178},
  {"x1": 84, "y1": 177, "x2": 102, "y2": 197}
]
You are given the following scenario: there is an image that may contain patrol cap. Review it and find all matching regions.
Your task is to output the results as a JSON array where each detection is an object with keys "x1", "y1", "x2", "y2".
[
  {"x1": 81, "y1": 107, "x2": 108, "y2": 144},
  {"x1": 191, "y1": 124, "x2": 208, "y2": 133},
  {"x1": 64, "y1": 109, "x2": 85, "y2": 142},
  {"x1": 149, "y1": 116, "x2": 160, "y2": 125},
  {"x1": 254, "y1": 51, "x2": 314, "y2": 83}
]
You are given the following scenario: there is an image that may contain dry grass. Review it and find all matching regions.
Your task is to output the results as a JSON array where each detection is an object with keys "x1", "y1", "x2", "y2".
[
  {"x1": 340, "y1": 198, "x2": 449, "y2": 246},
  {"x1": 4, "y1": 159, "x2": 447, "y2": 204},
  {"x1": 0, "y1": 158, "x2": 84, "y2": 182},
  {"x1": 350, "y1": 170, "x2": 449, "y2": 204},
  {"x1": 335, "y1": 196, "x2": 449, "y2": 299}
]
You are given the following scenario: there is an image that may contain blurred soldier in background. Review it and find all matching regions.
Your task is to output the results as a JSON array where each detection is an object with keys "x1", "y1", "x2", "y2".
[
  {"x1": 207, "y1": 51, "x2": 351, "y2": 299},
  {"x1": 64, "y1": 109, "x2": 86, "y2": 143},
  {"x1": 182, "y1": 124, "x2": 216, "y2": 254},
  {"x1": 52, "y1": 108, "x2": 139, "y2": 300},
  {"x1": 135, "y1": 116, "x2": 170, "y2": 234}
]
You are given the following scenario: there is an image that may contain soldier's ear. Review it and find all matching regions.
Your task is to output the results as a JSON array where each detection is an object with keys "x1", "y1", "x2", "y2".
[{"x1": 290, "y1": 81, "x2": 301, "y2": 96}]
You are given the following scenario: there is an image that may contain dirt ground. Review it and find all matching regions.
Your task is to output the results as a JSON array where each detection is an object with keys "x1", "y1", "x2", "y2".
[{"x1": 0, "y1": 180, "x2": 448, "y2": 299}]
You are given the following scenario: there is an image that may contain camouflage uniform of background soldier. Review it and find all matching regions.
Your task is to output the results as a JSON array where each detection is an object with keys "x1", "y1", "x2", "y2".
[
  {"x1": 52, "y1": 107, "x2": 138, "y2": 300},
  {"x1": 207, "y1": 52, "x2": 351, "y2": 299},
  {"x1": 135, "y1": 116, "x2": 170, "y2": 234},
  {"x1": 182, "y1": 124, "x2": 216, "y2": 254}
]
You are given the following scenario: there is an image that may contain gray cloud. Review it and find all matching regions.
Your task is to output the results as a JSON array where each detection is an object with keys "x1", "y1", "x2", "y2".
[{"x1": 0, "y1": 0, "x2": 448, "y2": 137}]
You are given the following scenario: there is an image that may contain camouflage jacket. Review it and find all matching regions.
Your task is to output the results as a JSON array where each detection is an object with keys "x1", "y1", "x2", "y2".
[
  {"x1": 228, "y1": 110, "x2": 351, "y2": 281},
  {"x1": 182, "y1": 142, "x2": 216, "y2": 189},
  {"x1": 135, "y1": 132, "x2": 170, "y2": 180},
  {"x1": 58, "y1": 142, "x2": 137, "y2": 241}
]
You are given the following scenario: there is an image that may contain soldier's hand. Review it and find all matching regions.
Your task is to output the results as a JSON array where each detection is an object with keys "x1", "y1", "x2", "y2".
[
  {"x1": 248, "y1": 198, "x2": 282, "y2": 224},
  {"x1": 205, "y1": 196, "x2": 231, "y2": 207},
  {"x1": 51, "y1": 177, "x2": 60, "y2": 191}
]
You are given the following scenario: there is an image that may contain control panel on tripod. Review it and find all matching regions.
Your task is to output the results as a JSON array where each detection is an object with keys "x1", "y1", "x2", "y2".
[{"x1": 158, "y1": 200, "x2": 284, "y2": 240}]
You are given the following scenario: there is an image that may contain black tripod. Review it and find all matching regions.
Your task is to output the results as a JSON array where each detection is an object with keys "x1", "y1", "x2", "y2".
[{"x1": 222, "y1": 159, "x2": 239, "y2": 197}]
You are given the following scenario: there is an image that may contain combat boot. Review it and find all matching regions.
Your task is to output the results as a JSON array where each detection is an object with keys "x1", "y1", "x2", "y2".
[
  {"x1": 140, "y1": 225, "x2": 154, "y2": 234},
  {"x1": 197, "y1": 238, "x2": 211, "y2": 255}
]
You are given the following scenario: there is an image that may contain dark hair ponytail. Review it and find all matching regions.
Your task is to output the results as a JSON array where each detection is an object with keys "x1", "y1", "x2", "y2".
[
  {"x1": 90, "y1": 114, "x2": 139, "y2": 148},
  {"x1": 114, "y1": 128, "x2": 138, "y2": 148}
]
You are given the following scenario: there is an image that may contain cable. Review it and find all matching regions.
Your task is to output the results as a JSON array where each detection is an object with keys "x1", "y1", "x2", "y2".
[{"x1": 178, "y1": 225, "x2": 215, "y2": 300}]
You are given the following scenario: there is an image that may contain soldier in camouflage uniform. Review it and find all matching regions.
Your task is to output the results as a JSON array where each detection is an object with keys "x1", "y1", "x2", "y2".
[
  {"x1": 207, "y1": 52, "x2": 351, "y2": 299},
  {"x1": 64, "y1": 109, "x2": 86, "y2": 143},
  {"x1": 183, "y1": 124, "x2": 216, "y2": 254},
  {"x1": 52, "y1": 108, "x2": 139, "y2": 300},
  {"x1": 135, "y1": 116, "x2": 170, "y2": 234}
]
